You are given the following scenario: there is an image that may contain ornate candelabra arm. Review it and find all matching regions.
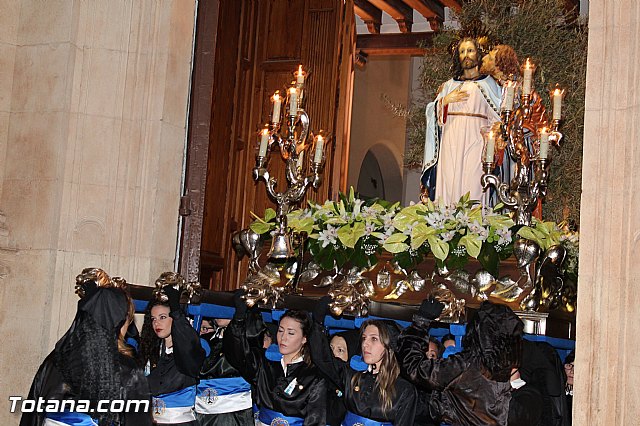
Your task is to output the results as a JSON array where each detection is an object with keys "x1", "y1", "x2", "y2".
[
  {"x1": 534, "y1": 158, "x2": 549, "y2": 196},
  {"x1": 481, "y1": 162, "x2": 518, "y2": 209},
  {"x1": 285, "y1": 155, "x2": 300, "y2": 185},
  {"x1": 500, "y1": 110, "x2": 512, "y2": 142},
  {"x1": 521, "y1": 93, "x2": 532, "y2": 121},
  {"x1": 309, "y1": 162, "x2": 323, "y2": 189}
]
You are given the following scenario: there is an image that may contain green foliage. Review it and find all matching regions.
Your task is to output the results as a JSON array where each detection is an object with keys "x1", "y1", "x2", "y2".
[{"x1": 403, "y1": 0, "x2": 587, "y2": 225}]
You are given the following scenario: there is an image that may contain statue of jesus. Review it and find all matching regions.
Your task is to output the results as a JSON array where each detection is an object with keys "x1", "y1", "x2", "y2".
[{"x1": 422, "y1": 37, "x2": 502, "y2": 205}]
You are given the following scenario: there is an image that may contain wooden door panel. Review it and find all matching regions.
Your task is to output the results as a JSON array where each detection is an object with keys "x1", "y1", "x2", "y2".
[{"x1": 189, "y1": 0, "x2": 355, "y2": 290}]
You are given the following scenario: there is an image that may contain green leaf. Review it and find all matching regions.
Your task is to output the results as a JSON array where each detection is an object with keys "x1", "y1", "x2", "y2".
[
  {"x1": 427, "y1": 235, "x2": 449, "y2": 261},
  {"x1": 410, "y1": 223, "x2": 436, "y2": 250},
  {"x1": 264, "y1": 208, "x2": 276, "y2": 223},
  {"x1": 337, "y1": 222, "x2": 366, "y2": 249},
  {"x1": 458, "y1": 234, "x2": 482, "y2": 258},
  {"x1": 249, "y1": 221, "x2": 274, "y2": 235},
  {"x1": 383, "y1": 233, "x2": 409, "y2": 253},
  {"x1": 517, "y1": 226, "x2": 547, "y2": 247},
  {"x1": 287, "y1": 215, "x2": 314, "y2": 234}
]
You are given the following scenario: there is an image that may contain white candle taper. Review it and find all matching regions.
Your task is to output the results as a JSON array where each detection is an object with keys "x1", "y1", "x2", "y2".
[
  {"x1": 503, "y1": 81, "x2": 515, "y2": 111},
  {"x1": 288, "y1": 87, "x2": 298, "y2": 116},
  {"x1": 271, "y1": 92, "x2": 282, "y2": 123},
  {"x1": 313, "y1": 135, "x2": 324, "y2": 164},
  {"x1": 522, "y1": 59, "x2": 534, "y2": 96},
  {"x1": 258, "y1": 128, "x2": 269, "y2": 157},
  {"x1": 485, "y1": 131, "x2": 495, "y2": 162},
  {"x1": 539, "y1": 128, "x2": 549, "y2": 159},
  {"x1": 552, "y1": 88, "x2": 563, "y2": 120},
  {"x1": 296, "y1": 65, "x2": 305, "y2": 85}
]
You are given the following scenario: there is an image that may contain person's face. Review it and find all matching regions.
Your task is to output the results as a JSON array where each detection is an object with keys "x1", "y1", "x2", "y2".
[
  {"x1": 263, "y1": 332, "x2": 273, "y2": 349},
  {"x1": 361, "y1": 325, "x2": 386, "y2": 366},
  {"x1": 443, "y1": 339, "x2": 456, "y2": 348},
  {"x1": 277, "y1": 317, "x2": 307, "y2": 358},
  {"x1": 151, "y1": 305, "x2": 173, "y2": 339},
  {"x1": 459, "y1": 40, "x2": 479, "y2": 70},
  {"x1": 480, "y1": 48, "x2": 497, "y2": 75},
  {"x1": 200, "y1": 319, "x2": 214, "y2": 335},
  {"x1": 564, "y1": 362, "x2": 574, "y2": 385},
  {"x1": 330, "y1": 335, "x2": 349, "y2": 362},
  {"x1": 426, "y1": 341, "x2": 439, "y2": 359}
]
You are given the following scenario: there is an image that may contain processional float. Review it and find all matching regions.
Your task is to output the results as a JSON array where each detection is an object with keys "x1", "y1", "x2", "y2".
[{"x1": 233, "y1": 58, "x2": 576, "y2": 328}]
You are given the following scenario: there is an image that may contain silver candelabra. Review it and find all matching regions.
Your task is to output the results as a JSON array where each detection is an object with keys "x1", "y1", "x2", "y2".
[
  {"x1": 481, "y1": 68, "x2": 565, "y2": 226},
  {"x1": 253, "y1": 65, "x2": 326, "y2": 260}
]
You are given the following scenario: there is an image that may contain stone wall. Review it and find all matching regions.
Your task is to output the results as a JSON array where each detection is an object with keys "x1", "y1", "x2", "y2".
[
  {"x1": 575, "y1": 0, "x2": 640, "y2": 423},
  {"x1": 0, "y1": 1, "x2": 196, "y2": 422}
]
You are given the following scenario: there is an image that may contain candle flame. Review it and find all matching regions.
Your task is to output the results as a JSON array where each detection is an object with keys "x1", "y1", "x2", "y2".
[
  {"x1": 261, "y1": 128, "x2": 269, "y2": 136},
  {"x1": 272, "y1": 92, "x2": 280, "y2": 101},
  {"x1": 289, "y1": 87, "x2": 297, "y2": 95},
  {"x1": 525, "y1": 58, "x2": 531, "y2": 68},
  {"x1": 298, "y1": 65, "x2": 303, "y2": 75},
  {"x1": 553, "y1": 88, "x2": 563, "y2": 96}
]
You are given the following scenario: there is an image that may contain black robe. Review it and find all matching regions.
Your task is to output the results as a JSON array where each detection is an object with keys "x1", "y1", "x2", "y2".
[
  {"x1": 147, "y1": 310, "x2": 204, "y2": 395},
  {"x1": 398, "y1": 321, "x2": 512, "y2": 426},
  {"x1": 223, "y1": 315, "x2": 327, "y2": 426},
  {"x1": 146, "y1": 309, "x2": 205, "y2": 425},
  {"x1": 20, "y1": 288, "x2": 153, "y2": 426},
  {"x1": 309, "y1": 322, "x2": 417, "y2": 426},
  {"x1": 196, "y1": 333, "x2": 253, "y2": 426}
]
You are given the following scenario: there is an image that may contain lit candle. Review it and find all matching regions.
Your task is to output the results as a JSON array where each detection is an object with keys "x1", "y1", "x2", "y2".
[
  {"x1": 552, "y1": 88, "x2": 563, "y2": 120},
  {"x1": 271, "y1": 92, "x2": 282, "y2": 123},
  {"x1": 297, "y1": 150, "x2": 304, "y2": 169},
  {"x1": 502, "y1": 81, "x2": 515, "y2": 111},
  {"x1": 289, "y1": 87, "x2": 298, "y2": 116},
  {"x1": 522, "y1": 59, "x2": 533, "y2": 96},
  {"x1": 258, "y1": 128, "x2": 269, "y2": 157},
  {"x1": 296, "y1": 65, "x2": 305, "y2": 85},
  {"x1": 539, "y1": 127, "x2": 549, "y2": 159},
  {"x1": 485, "y1": 131, "x2": 495, "y2": 163},
  {"x1": 313, "y1": 135, "x2": 324, "y2": 164}
]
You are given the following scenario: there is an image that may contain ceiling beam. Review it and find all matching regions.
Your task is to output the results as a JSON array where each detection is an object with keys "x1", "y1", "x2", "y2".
[
  {"x1": 402, "y1": 0, "x2": 444, "y2": 30},
  {"x1": 354, "y1": 0, "x2": 383, "y2": 34},
  {"x1": 356, "y1": 32, "x2": 435, "y2": 56},
  {"x1": 402, "y1": 0, "x2": 444, "y2": 19},
  {"x1": 369, "y1": 0, "x2": 414, "y2": 33},
  {"x1": 439, "y1": 0, "x2": 462, "y2": 11}
]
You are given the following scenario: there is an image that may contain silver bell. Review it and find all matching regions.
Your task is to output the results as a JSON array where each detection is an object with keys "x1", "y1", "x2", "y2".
[{"x1": 268, "y1": 230, "x2": 295, "y2": 260}]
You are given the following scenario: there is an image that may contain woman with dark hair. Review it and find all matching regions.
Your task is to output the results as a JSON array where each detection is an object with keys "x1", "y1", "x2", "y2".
[
  {"x1": 398, "y1": 299, "x2": 529, "y2": 426},
  {"x1": 224, "y1": 291, "x2": 327, "y2": 426},
  {"x1": 21, "y1": 268, "x2": 152, "y2": 426},
  {"x1": 140, "y1": 282, "x2": 205, "y2": 425},
  {"x1": 325, "y1": 330, "x2": 360, "y2": 426},
  {"x1": 310, "y1": 298, "x2": 417, "y2": 426}
]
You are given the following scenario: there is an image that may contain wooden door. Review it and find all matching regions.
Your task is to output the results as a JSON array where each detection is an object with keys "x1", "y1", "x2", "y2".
[{"x1": 181, "y1": 0, "x2": 355, "y2": 290}]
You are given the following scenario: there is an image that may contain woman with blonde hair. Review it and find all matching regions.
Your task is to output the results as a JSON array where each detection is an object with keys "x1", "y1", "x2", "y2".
[{"x1": 310, "y1": 297, "x2": 416, "y2": 425}]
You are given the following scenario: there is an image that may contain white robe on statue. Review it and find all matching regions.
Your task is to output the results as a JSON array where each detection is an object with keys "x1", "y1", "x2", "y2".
[{"x1": 423, "y1": 75, "x2": 501, "y2": 205}]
